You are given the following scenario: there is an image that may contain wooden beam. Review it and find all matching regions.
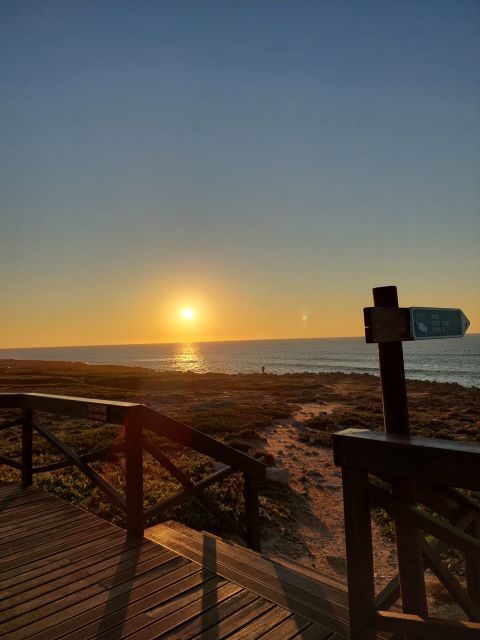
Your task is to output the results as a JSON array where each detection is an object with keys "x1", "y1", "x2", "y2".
[
  {"x1": 0, "y1": 393, "x2": 23, "y2": 409},
  {"x1": 375, "y1": 610, "x2": 480, "y2": 639},
  {"x1": 422, "y1": 539, "x2": 480, "y2": 621},
  {"x1": 32, "y1": 442, "x2": 125, "y2": 474},
  {"x1": 21, "y1": 393, "x2": 139, "y2": 425},
  {"x1": 142, "y1": 436, "x2": 193, "y2": 486},
  {"x1": 0, "y1": 455, "x2": 22, "y2": 470},
  {"x1": 375, "y1": 575, "x2": 400, "y2": 612},
  {"x1": 334, "y1": 430, "x2": 480, "y2": 492},
  {"x1": 142, "y1": 437, "x2": 246, "y2": 542},
  {"x1": 143, "y1": 466, "x2": 235, "y2": 522},
  {"x1": 400, "y1": 503, "x2": 480, "y2": 557},
  {"x1": 32, "y1": 420, "x2": 126, "y2": 511},
  {"x1": 0, "y1": 418, "x2": 23, "y2": 432}
]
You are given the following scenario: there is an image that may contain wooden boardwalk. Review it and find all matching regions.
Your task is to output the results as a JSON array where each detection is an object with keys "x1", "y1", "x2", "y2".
[{"x1": 0, "y1": 484, "x2": 349, "y2": 639}]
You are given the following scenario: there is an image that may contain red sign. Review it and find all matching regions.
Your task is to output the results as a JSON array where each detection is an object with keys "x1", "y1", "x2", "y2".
[{"x1": 87, "y1": 405, "x2": 109, "y2": 422}]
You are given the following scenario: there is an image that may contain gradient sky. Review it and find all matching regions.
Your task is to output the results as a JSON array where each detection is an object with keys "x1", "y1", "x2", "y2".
[{"x1": 1, "y1": 1, "x2": 479, "y2": 347}]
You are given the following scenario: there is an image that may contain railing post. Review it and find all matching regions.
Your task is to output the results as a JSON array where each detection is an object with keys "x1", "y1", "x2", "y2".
[
  {"x1": 22, "y1": 409, "x2": 33, "y2": 489},
  {"x1": 125, "y1": 421, "x2": 144, "y2": 539},
  {"x1": 244, "y1": 473, "x2": 260, "y2": 551},
  {"x1": 342, "y1": 466, "x2": 377, "y2": 640}
]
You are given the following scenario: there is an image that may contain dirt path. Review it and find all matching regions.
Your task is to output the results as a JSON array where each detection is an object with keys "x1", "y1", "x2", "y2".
[{"x1": 258, "y1": 403, "x2": 398, "y2": 589}]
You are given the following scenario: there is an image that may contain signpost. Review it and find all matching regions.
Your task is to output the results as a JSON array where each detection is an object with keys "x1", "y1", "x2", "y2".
[{"x1": 363, "y1": 286, "x2": 471, "y2": 623}]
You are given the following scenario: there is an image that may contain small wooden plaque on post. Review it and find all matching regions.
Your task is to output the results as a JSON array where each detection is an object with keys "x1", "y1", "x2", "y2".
[{"x1": 87, "y1": 405, "x2": 109, "y2": 422}]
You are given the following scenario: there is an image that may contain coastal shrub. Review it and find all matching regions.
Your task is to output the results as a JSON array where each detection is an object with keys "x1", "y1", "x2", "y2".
[
  {"x1": 298, "y1": 431, "x2": 334, "y2": 447},
  {"x1": 371, "y1": 507, "x2": 396, "y2": 541},
  {"x1": 226, "y1": 429, "x2": 266, "y2": 442},
  {"x1": 191, "y1": 402, "x2": 291, "y2": 434}
]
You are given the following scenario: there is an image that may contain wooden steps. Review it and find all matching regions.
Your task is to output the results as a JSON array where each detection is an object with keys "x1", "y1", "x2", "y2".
[{"x1": 145, "y1": 521, "x2": 350, "y2": 639}]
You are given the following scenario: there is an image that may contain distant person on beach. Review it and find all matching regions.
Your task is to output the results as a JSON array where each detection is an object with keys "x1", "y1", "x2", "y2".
[{"x1": 261, "y1": 366, "x2": 266, "y2": 375}]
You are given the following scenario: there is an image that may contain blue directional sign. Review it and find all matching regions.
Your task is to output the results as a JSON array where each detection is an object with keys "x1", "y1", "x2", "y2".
[{"x1": 409, "y1": 308, "x2": 470, "y2": 340}]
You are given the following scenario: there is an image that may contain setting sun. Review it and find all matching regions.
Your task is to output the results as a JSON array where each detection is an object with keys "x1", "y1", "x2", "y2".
[{"x1": 181, "y1": 308, "x2": 194, "y2": 321}]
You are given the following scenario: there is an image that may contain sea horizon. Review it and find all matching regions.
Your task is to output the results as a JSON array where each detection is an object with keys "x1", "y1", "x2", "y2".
[{"x1": 1, "y1": 335, "x2": 478, "y2": 388}]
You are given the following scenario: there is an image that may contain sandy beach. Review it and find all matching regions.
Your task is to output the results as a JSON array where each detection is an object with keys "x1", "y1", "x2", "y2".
[{"x1": 0, "y1": 359, "x2": 479, "y2": 612}]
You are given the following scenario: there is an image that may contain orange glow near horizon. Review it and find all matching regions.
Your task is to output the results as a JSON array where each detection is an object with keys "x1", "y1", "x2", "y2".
[{"x1": 0, "y1": 282, "x2": 478, "y2": 349}]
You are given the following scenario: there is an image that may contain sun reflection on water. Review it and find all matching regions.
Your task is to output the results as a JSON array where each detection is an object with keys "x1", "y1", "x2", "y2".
[{"x1": 171, "y1": 343, "x2": 206, "y2": 373}]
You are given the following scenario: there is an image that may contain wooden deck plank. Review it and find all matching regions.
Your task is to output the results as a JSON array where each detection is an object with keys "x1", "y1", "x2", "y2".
[
  {"x1": 255, "y1": 615, "x2": 312, "y2": 639},
  {"x1": 89, "y1": 580, "x2": 239, "y2": 640},
  {"x1": 0, "y1": 521, "x2": 116, "y2": 567},
  {"x1": 0, "y1": 512, "x2": 107, "y2": 554},
  {"x1": 0, "y1": 485, "x2": 57, "y2": 507},
  {"x1": 0, "y1": 530, "x2": 126, "y2": 581},
  {"x1": 292, "y1": 625, "x2": 336, "y2": 639},
  {"x1": 1, "y1": 543, "x2": 171, "y2": 618},
  {"x1": 0, "y1": 494, "x2": 65, "y2": 514},
  {"x1": 0, "y1": 505, "x2": 94, "y2": 537},
  {"x1": 173, "y1": 596, "x2": 276, "y2": 640},
  {"x1": 0, "y1": 495, "x2": 95, "y2": 528},
  {"x1": 45, "y1": 568, "x2": 214, "y2": 640},
  {"x1": 123, "y1": 582, "x2": 245, "y2": 640},
  {"x1": 0, "y1": 496, "x2": 64, "y2": 521},
  {"x1": 0, "y1": 537, "x2": 139, "y2": 599},
  {"x1": 160, "y1": 590, "x2": 262, "y2": 640},
  {"x1": 0, "y1": 542, "x2": 169, "y2": 610},
  {"x1": 0, "y1": 485, "x2": 51, "y2": 508},
  {"x1": 0, "y1": 485, "x2": 353, "y2": 640},
  {"x1": 0, "y1": 499, "x2": 97, "y2": 530},
  {"x1": 17, "y1": 559, "x2": 195, "y2": 640},
  {"x1": 0, "y1": 532, "x2": 135, "y2": 586},
  {"x1": 0, "y1": 546, "x2": 179, "y2": 634},
  {"x1": 225, "y1": 605, "x2": 293, "y2": 639}
]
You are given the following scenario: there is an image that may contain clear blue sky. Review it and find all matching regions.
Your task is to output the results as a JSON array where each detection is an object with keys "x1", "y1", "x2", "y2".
[{"x1": 1, "y1": 1, "x2": 479, "y2": 346}]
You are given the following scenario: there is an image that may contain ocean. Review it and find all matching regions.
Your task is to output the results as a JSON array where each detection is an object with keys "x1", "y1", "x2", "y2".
[{"x1": 0, "y1": 335, "x2": 479, "y2": 388}]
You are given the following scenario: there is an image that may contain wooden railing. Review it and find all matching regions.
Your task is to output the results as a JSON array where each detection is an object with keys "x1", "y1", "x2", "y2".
[
  {"x1": 0, "y1": 393, "x2": 266, "y2": 549},
  {"x1": 333, "y1": 428, "x2": 480, "y2": 639}
]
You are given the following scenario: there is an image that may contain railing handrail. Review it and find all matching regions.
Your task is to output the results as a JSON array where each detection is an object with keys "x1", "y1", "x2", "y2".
[
  {"x1": 0, "y1": 392, "x2": 266, "y2": 479},
  {"x1": 333, "y1": 427, "x2": 480, "y2": 491}
]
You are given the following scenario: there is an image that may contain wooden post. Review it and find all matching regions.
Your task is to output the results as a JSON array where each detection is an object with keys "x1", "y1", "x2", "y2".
[
  {"x1": 373, "y1": 286, "x2": 428, "y2": 625},
  {"x1": 373, "y1": 286, "x2": 410, "y2": 435},
  {"x1": 466, "y1": 515, "x2": 480, "y2": 608},
  {"x1": 342, "y1": 467, "x2": 377, "y2": 640},
  {"x1": 244, "y1": 473, "x2": 261, "y2": 551},
  {"x1": 21, "y1": 409, "x2": 33, "y2": 489},
  {"x1": 125, "y1": 422, "x2": 144, "y2": 539}
]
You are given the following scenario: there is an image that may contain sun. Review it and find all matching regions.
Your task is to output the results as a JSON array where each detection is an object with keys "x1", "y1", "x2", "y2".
[{"x1": 181, "y1": 308, "x2": 194, "y2": 321}]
